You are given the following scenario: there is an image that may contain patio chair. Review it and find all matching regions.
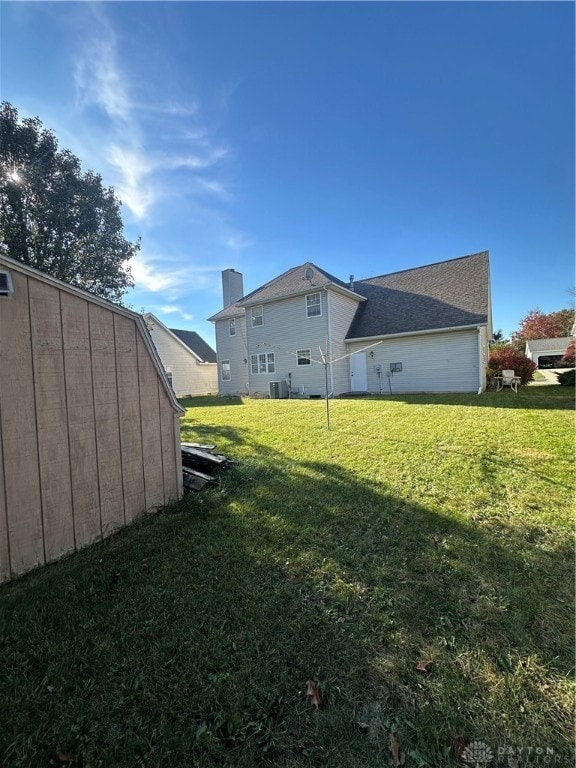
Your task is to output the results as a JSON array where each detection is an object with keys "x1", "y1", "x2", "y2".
[{"x1": 500, "y1": 369, "x2": 520, "y2": 393}]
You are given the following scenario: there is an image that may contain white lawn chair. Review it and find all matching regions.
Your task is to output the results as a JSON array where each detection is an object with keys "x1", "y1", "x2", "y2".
[{"x1": 500, "y1": 369, "x2": 521, "y2": 393}]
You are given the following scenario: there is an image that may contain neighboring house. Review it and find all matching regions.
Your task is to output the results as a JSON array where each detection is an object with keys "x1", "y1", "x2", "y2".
[
  {"x1": 0, "y1": 255, "x2": 184, "y2": 583},
  {"x1": 144, "y1": 313, "x2": 218, "y2": 397},
  {"x1": 208, "y1": 251, "x2": 492, "y2": 396},
  {"x1": 525, "y1": 337, "x2": 573, "y2": 368}
]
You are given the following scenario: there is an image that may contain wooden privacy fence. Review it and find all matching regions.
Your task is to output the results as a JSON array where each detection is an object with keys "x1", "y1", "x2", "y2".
[{"x1": 0, "y1": 255, "x2": 184, "y2": 583}]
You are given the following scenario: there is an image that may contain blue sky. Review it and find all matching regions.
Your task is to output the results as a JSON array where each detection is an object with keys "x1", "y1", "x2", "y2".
[{"x1": 1, "y1": 1, "x2": 574, "y2": 346}]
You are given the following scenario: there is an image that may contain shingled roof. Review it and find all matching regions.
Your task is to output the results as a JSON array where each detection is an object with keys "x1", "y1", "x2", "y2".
[
  {"x1": 346, "y1": 251, "x2": 490, "y2": 339},
  {"x1": 237, "y1": 262, "x2": 355, "y2": 306},
  {"x1": 170, "y1": 329, "x2": 217, "y2": 363},
  {"x1": 207, "y1": 252, "x2": 490, "y2": 338}
]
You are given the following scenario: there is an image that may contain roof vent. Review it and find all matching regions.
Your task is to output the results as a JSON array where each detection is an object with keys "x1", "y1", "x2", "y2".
[
  {"x1": 304, "y1": 267, "x2": 313, "y2": 281},
  {"x1": 0, "y1": 271, "x2": 14, "y2": 297}
]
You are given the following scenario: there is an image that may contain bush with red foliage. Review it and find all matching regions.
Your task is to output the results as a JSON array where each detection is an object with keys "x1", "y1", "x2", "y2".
[
  {"x1": 487, "y1": 347, "x2": 537, "y2": 386},
  {"x1": 560, "y1": 340, "x2": 575, "y2": 367}
]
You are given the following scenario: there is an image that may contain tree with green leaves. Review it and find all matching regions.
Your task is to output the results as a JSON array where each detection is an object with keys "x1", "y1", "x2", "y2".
[{"x1": 0, "y1": 102, "x2": 138, "y2": 303}]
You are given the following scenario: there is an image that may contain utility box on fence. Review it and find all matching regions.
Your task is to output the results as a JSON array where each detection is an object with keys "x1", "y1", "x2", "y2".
[{"x1": 269, "y1": 380, "x2": 289, "y2": 399}]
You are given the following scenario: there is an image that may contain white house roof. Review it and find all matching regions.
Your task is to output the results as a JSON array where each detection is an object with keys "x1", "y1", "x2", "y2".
[{"x1": 525, "y1": 337, "x2": 573, "y2": 354}]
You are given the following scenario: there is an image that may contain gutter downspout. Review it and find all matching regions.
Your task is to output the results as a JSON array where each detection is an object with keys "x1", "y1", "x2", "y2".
[{"x1": 477, "y1": 326, "x2": 483, "y2": 395}]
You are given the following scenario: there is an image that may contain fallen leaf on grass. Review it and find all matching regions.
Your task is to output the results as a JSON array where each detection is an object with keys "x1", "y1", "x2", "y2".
[
  {"x1": 54, "y1": 744, "x2": 75, "y2": 763},
  {"x1": 389, "y1": 733, "x2": 405, "y2": 766},
  {"x1": 415, "y1": 659, "x2": 433, "y2": 673},
  {"x1": 212, "y1": 551, "x2": 224, "y2": 559},
  {"x1": 452, "y1": 736, "x2": 467, "y2": 758},
  {"x1": 306, "y1": 679, "x2": 321, "y2": 709}
]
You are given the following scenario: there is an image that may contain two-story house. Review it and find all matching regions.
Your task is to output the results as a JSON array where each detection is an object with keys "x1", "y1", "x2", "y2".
[{"x1": 208, "y1": 251, "x2": 492, "y2": 396}]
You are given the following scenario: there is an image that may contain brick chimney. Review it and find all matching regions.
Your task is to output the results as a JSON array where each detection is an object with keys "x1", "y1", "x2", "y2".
[{"x1": 222, "y1": 269, "x2": 244, "y2": 308}]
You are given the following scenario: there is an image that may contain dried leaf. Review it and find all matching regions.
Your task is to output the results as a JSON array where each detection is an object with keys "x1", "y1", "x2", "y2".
[
  {"x1": 55, "y1": 744, "x2": 75, "y2": 763},
  {"x1": 389, "y1": 733, "x2": 405, "y2": 766},
  {"x1": 415, "y1": 659, "x2": 433, "y2": 673},
  {"x1": 452, "y1": 736, "x2": 467, "y2": 758},
  {"x1": 306, "y1": 679, "x2": 321, "y2": 709},
  {"x1": 212, "y1": 551, "x2": 224, "y2": 559}
]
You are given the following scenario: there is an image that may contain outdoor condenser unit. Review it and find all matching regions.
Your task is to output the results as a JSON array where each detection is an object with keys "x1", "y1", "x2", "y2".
[{"x1": 269, "y1": 380, "x2": 289, "y2": 399}]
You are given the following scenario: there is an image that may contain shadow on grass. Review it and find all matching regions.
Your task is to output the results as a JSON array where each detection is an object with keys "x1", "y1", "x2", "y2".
[
  {"x1": 179, "y1": 395, "x2": 245, "y2": 409},
  {"x1": 0, "y1": 427, "x2": 572, "y2": 768}
]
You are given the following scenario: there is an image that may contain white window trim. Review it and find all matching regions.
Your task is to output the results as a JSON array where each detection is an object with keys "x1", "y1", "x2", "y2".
[
  {"x1": 250, "y1": 352, "x2": 275, "y2": 374},
  {"x1": 251, "y1": 305, "x2": 263, "y2": 327},
  {"x1": 221, "y1": 360, "x2": 231, "y2": 381},
  {"x1": 306, "y1": 292, "x2": 322, "y2": 318},
  {"x1": 297, "y1": 349, "x2": 312, "y2": 366},
  {"x1": 229, "y1": 318, "x2": 236, "y2": 336}
]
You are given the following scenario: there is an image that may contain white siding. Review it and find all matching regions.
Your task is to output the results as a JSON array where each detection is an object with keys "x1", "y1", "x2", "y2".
[
  {"x1": 246, "y1": 292, "x2": 330, "y2": 395},
  {"x1": 214, "y1": 315, "x2": 249, "y2": 394},
  {"x1": 327, "y1": 291, "x2": 363, "y2": 395},
  {"x1": 148, "y1": 323, "x2": 217, "y2": 397},
  {"x1": 346, "y1": 329, "x2": 480, "y2": 393}
]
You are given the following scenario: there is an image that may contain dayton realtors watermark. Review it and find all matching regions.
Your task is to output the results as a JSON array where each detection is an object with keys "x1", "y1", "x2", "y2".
[{"x1": 461, "y1": 740, "x2": 566, "y2": 766}]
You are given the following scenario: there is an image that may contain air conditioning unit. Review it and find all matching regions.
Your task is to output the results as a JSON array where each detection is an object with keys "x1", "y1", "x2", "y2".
[
  {"x1": 269, "y1": 380, "x2": 289, "y2": 399},
  {"x1": 0, "y1": 271, "x2": 14, "y2": 297}
]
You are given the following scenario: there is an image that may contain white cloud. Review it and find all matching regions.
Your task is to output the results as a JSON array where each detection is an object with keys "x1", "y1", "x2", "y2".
[
  {"x1": 131, "y1": 254, "x2": 183, "y2": 292},
  {"x1": 106, "y1": 144, "x2": 155, "y2": 220},
  {"x1": 159, "y1": 305, "x2": 194, "y2": 321},
  {"x1": 225, "y1": 233, "x2": 254, "y2": 250}
]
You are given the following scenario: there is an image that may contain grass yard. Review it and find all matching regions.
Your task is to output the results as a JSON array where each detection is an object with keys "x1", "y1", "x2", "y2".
[{"x1": 0, "y1": 386, "x2": 574, "y2": 767}]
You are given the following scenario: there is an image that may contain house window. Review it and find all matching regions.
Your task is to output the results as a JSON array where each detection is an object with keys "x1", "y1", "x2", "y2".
[
  {"x1": 229, "y1": 318, "x2": 236, "y2": 336},
  {"x1": 297, "y1": 349, "x2": 311, "y2": 366},
  {"x1": 164, "y1": 367, "x2": 173, "y2": 389},
  {"x1": 390, "y1": 362, "x2": 402, "y2": 372},
  {"x1": 251, "y1": 305, "x2": 263, "y2": 327},
  {"x1": 221, "y1": 360, "x2": 231, "y2": 381},
  {"x1": 306, "y1": 292, "x2": 321, "y2": 318},
  {"x1": 251, "y1": 352, "x2": 275, "y2": 374}
]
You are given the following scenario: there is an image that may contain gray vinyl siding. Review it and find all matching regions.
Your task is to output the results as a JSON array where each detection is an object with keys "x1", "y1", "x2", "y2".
[
  {"x1": 215, "y1": 315, "x2": 249, "y2": 394},
  {"x1": 327, "y1": 291, "x2": 364, "y2": 395},
  {"x1": 148, "y1": 324, "x2": 217, "y2": 397},
  {"x1": 346, "y1": 329, "x2": 481, "y2": 393},
  {"x1": 246, "y1": 292, "x2": 330, "y2": 395}
]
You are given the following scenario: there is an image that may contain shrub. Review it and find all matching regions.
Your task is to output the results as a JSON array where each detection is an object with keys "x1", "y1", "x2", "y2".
[
  {"x1": 560, "y1": 340, "x2": 575, "y2": 367},
  {"x1": 556, "y1": 369, "x2": 575, "y2": 386},
  {"x1": 487, "y1": 347, "x2": 537, "y2": 386}
]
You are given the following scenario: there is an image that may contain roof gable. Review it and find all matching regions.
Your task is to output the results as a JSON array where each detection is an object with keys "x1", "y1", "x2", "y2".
[
  {"x1": 238, "y1": 262, "x2": 356, "y2": 306},
  {"x1": 170, "y1": 328, "x2": 217, "y2": 363}
]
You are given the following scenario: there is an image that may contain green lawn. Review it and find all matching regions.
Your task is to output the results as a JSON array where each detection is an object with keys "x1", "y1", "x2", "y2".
[{"x1": 1, "y1": 387, "x2": 574, "y2": 767}]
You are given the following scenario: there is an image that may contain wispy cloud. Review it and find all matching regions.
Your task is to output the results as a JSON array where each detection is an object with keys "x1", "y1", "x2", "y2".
[
  {"x1": 225, "y1": 233, "x2": 254, "y2": 250},
  {"x1": 159, "y1": 305, "x2": 194, "y2": 322},
  {"x1": 131, "y1": 253, "x2": 227, "y2": 297},
  {"x1": 131, "y1": 254, "x2": 182, "y2": 292},
  {"x1": 72, "y1": 9, "x2": 232, "y2": 221}
]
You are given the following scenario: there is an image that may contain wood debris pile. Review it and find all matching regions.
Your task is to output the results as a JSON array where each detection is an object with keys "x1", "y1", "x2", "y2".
[{"x1": 181, "y1": 443, "x2": 236, "y2": 491}]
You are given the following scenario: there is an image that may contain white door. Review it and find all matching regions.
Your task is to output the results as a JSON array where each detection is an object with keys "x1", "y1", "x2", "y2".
[{"x1": 350, "y1": 352, "x2": 367, "y2": 391}]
